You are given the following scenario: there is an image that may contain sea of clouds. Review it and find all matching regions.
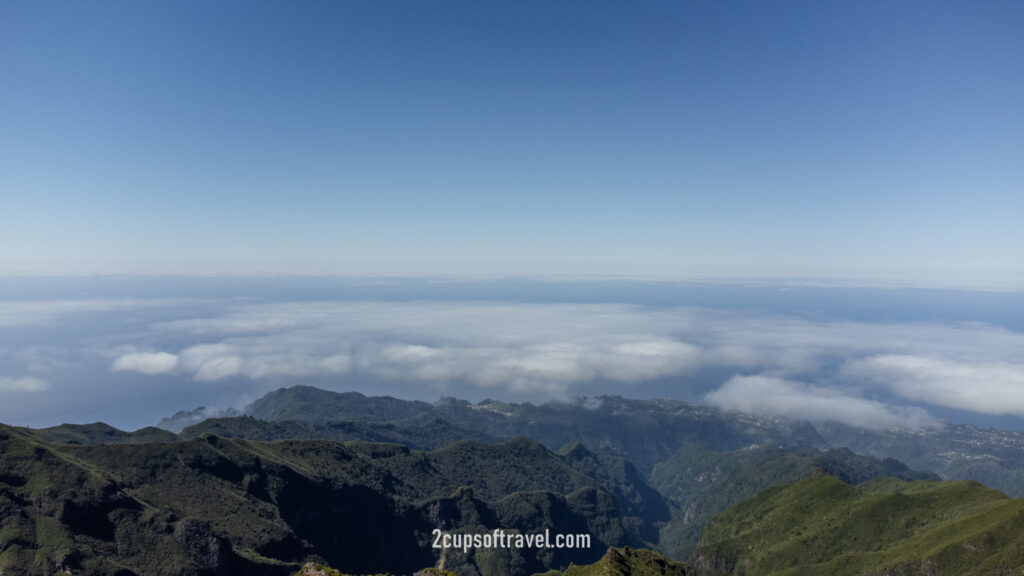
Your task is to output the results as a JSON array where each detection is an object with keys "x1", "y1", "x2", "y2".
[{"x1": 3, "y1": 284, "x2": 1024, "y2": 430}]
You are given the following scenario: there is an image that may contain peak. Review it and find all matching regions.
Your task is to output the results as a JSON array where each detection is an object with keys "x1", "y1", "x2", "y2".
[
  {"x1": 504, "y1": 435, "x2": 544, "y2": 448},
  {"x1": 67, "y1": 422, "x2": 119, "y2": 431},
  {"x1": 436, "y1": 396, "x2": 469, "y2": 408},
  {"x1": 556, "y1": 439, "x2": 593, "y2": 458}
]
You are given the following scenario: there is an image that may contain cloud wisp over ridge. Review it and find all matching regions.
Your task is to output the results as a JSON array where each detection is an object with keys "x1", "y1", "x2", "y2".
[{"x1": 704, "y1": 375, "x2": 940, "y2": 430}]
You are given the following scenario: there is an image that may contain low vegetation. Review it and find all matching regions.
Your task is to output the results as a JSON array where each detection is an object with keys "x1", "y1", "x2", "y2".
[{"x1": 694, "y1": 475, "x2": 1024, "y2": 575}]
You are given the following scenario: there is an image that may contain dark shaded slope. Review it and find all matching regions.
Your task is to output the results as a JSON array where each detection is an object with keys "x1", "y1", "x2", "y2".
[
  {"x1": 26, "y1": 422, "x2": 178, "y2": 444},
  {"x1": 244, "y1": 388, "x2": 827, "y2": 475},
  {"x1": 0, "y1": 424, "x2": 659, "y2": 576},
  {"x1": 245, "y1": 386, "x2": 435, "y2": 424},
  {"x1": 181, "y1": 416, "x2": 496, "y2": 451},
  {"x1": 557, "y1": 440, "x2": 671, "y2": 545}
]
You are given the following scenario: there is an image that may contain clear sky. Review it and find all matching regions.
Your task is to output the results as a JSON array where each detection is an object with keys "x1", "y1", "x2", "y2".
[{"x1": 2, "y1": 1, "x2": 1023, "y2": 284}]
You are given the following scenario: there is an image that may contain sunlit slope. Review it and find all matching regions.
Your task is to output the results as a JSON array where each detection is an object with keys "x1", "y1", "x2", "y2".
[
  {"x1": 652, "y1": 444, "x2": 938, "y2": 558},
  {"x1": 693, "y1": 474, "x2": 1024, "y2": 576}
]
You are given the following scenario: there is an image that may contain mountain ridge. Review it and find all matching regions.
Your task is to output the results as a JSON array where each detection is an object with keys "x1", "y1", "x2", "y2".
[
  {"x1": 8, "y1": 386, "x2": 1024, "y2": 574},
  {"x1": 0, "y1": 423, "x2": 656, "y2": 575},
  {"x1": 235, "y1": 386, "x2": 1024, "y2": 498}
]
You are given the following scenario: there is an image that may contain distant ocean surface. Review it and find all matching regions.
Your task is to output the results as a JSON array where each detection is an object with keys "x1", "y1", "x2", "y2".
[{"x1": 4, "y1": 275, "x2": 1023, "y2": 328}]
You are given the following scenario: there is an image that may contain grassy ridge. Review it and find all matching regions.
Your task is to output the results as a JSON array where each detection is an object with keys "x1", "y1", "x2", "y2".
[
  {"x1": 27, "y1": 422, "x2": 178, "y2": 445},
  {"x1": 693, "y1": 475, "x2": 1024, "y2": 575},
  {"x1": 651, "y1": 443, "x2": 938, "y2": 558}
]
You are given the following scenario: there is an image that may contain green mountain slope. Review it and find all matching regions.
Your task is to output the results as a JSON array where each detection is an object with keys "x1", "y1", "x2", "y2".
[
  {"x1": 693, "y1": 474, "x2": 1024, "y2": 576},
  {"x1": 817, "y1": 421, "x2": 1024, "y2": 497},
  {"x1": 242, "y1": 387, "x2": 828, "y2": 475},
  {"x1": 180, "y1": 416, "x2": 497, "y2": 451},
  {"x1": 181, "y1": 420, "x2": 670, "y2": 542},
  {"x1": 179, "y1": 386, "x2": 1024, "y2": 504},
  {"x1": 0, "y1": 424, "x2": 658, "y2": 576},
  {"x1": 651, "y1": 444, "x2": 939, "y2": 559},
  {"x1": 246, "y1": 388, "x2": 436, "y2": 424},
  {"x1": 26, "y1": 422, "x2": 178, "y2": 444}
]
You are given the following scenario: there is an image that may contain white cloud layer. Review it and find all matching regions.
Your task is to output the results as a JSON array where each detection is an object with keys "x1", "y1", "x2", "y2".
[
  {"x1": 844, "y1": 355, "x2": 1024, "y2": 417},
  {"x1": 5, "y1": 286, "x2": 1024, "y2": 431},
  {"x1": 113, "y1": 302, "x2": 708, "y2": 397},
  {"x1": 0, "y1": 376, "x2": 50, "y2": 392},
  {"x1": 348, "y1": 338, "x2": 699, "y2": 395},
  {"x1": 705, "y1": 375, "x2": 939, "y2": 430},
  {"x1": 112, "y1": 352, "x2": 179, "y2": 375},
  {"x1": 69, "y1": 298, "x2": 1024, "y2": 428},
  {"x1": 177, "y1": 341, "x2": 353, "y2": 382}
]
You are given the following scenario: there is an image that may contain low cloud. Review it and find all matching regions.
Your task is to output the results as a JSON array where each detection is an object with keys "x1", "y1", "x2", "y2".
[
  {"x1": 350, "y1": 338, "x2": 699, "y2": 395},
  {"x1": 0, "y1": 376, "x2": 50, "y2": 392},
  {"x1": 844, "y1": 355, "x2": 1024, "y2": 417},
  {"x1": 156, "y1": 405, "x2": 240, "y2": 433},
  {"x1": 705, "y1": 375, "x2": 939, "y2": 430},
  {"x1": 112, "y1": 352, "x2": 179, "y2": 375},
  {"x1": 72, "y1": 297, "x2": 1024, "y2": 428},
  {"x1": 135, "y1": 303, "x2": 706, "y2": 395},
  {"x1": 320, "y1": 354, "x2": 354, "y2": 373},
  {"x1": 177, "y1": 342, "x2": 353, "y2": 382},
  {"x1": 179, "y1": 344, "x2": 244, "y2": 381}
]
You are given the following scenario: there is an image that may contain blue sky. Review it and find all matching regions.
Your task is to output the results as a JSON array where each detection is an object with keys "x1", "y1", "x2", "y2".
[
  {"x1": 3, "y1": 3, "x2": 1024, "y2": 431},
  {"x1": 2, "y1": 1, "x2": 1022, "y2": 283}
]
